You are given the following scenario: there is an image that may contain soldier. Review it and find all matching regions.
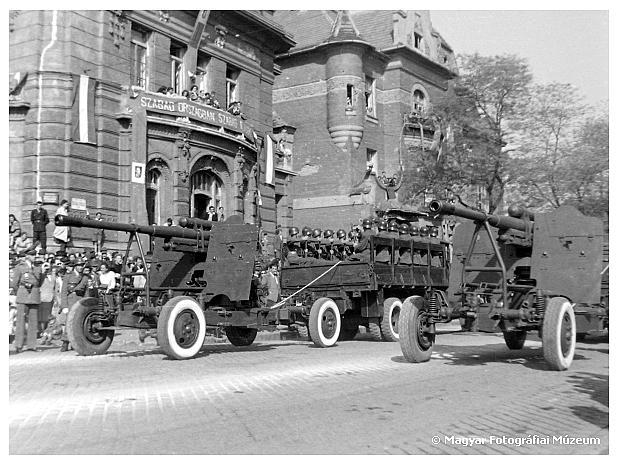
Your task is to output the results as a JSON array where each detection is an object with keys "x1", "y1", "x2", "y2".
[
  {"x1": 58, "y1": 260, "x2": 88, "y2": 352},
  {"x1": 283, "y1": 240, "x2": 303, "y2": 266},
  {"x1": 350, "y1": 218, "x2": 374, "y2": 261},
  {"x1": 11, "y1": 249, "x2": 44, "y2": 352},
  {"x1": 375, "y1": 221, "x2": 397, "y2": 263},
  {"x1": 308, "y1": 228, "x2": 322, "y2": 258},
  {"x1": 30, "y1": 200, "x2": 50, "y2": 253},
  {"x1": 322, "y1": 229, "x2": 335, "y2": 260}
]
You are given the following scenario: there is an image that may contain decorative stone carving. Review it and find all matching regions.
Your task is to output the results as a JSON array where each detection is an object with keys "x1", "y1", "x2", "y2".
[
  {"x1": 158, "y1": 10, "x2": 170, "y2": 22},
  {"x1": 214, "y1": 24, "x2": 227, "y2": 48},
  {"x1": 109, "y1": 10, "x2": 126, "y2": 47},
  {"x1": 176, "y1": 128, "x2": 192, "y2": 159}
]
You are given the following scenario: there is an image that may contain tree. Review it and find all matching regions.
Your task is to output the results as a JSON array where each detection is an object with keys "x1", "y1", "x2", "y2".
[
  {"x1": 509, "y1": 84, "x2": 608, "y2": 219},
  {"x1": 401, "y1": 53, "x2": 532, "y2": 212}
]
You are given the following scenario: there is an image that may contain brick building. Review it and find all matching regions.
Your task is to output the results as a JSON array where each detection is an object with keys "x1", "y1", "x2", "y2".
[
  {"x1": 272, "y1": 10, "x2": 457, "y2": 231},
  {"x1": 9, "y1": 10, "x2": 295, "y2": 251}
]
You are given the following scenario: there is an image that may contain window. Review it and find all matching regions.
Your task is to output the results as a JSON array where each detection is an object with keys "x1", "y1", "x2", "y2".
[
  {"x1": 413, "y1": 89, "x2": 426, "y2": 116},
  {"x1": 170, "y1": 41, "x2": 186, "y2": 94},
  {"x1": 414, "y1": 33, "x2": 423, "y2": 50},
  {"x1": 226, "y1": 65, "x2": 239, "y2": 109},
  {"x1": 366, "y1": 149, "x2": 377, "y2": 175},
  {"x1": 365, "y1": 76, "x2": 376, "y2": 117},
  {"x1": 130, "y1": 25, "x2": 149, "y2": 88},
  {"x1": 346, "y1": 84, "x2": 355, "y2": 110},
  {"x1": 196, "y1": 52, "x2": 210, "y2": 92},
  {"x1": 191, "y1": 170, "x2": 222, "y2": 219}
]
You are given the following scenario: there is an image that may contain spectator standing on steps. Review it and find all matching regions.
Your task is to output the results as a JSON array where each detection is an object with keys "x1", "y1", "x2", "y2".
[
  {"x1": 91, "y1": 211, "x2": 105, "y2": 253},
  {"x1": 9, "y1": 214, "x2": 21, "y2": 248},
  {"x1": 11, "y1": 249, "x2": 44, "y2": 353},
  {"x1": 30, "y1": 200, "x2": 49, "y2": 253},
  {"x1": 53, "y1": 200, "x2": 71, "y2": 252}
]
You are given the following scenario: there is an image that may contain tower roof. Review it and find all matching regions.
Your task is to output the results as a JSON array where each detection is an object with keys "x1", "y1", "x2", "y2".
[{"x1": 328, "y1": 10, "x2": 363, "y2": 43}]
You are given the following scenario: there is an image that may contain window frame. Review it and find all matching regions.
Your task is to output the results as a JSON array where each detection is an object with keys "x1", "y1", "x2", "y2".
[
  {"x1": 226, "y1": 65, "x2": 240, "y2": 108},
  {"x1": 170, "y1": 41, "x2": 186, "y2": 94},
  {"x1": 130, "y1": 25, "x2": 149, "y2": 89},
  {"x1": 365, "y1": 76, "x2": 376, "y2": 118}
]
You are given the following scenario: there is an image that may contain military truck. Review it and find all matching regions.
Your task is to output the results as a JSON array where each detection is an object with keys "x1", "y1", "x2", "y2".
[{"x1": 276, "y1": 207, "x2": 452, "y2": 347}]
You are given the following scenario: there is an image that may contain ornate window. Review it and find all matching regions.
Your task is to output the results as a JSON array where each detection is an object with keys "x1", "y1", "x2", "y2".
[
  {"x1": 191, "y1": 170, "x2": 222, "y2": 219},
  {"x1": 196, "y1": 52, "x2": 211, "y2": 92},
  {"x1": 413, "y1": 89, "x2": 426, "y2": 116}
]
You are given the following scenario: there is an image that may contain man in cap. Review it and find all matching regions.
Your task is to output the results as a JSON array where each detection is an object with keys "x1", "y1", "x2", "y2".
[
  {"x1": 11, "y1": 249, "x2": 44, "y2": 352},
  {"x1": 31, "y1": 199, "x2": 50, "y2": 253},
  {"x1": 349, "y1": 218, "x2": 374, "y2": 261},
  {"x1": 58, "y1": 259, "x2": 88, "y2": 352}
]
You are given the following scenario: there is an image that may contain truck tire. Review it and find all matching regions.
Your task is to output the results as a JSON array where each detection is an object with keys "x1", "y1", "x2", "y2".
[
  {"x1": 542, "y1": 297, "x2": 576, "y2": 371},
  {"x1": 503, "y1": 330, "x2": 527, "y2": 350},
  {"x1": 380, "y1": 298, "x2": 402, "y2": 342},
  {"x1": 226, "y1": 326, "x2": 258, "y2": 346},
  {"x1": 308, "y1": 297, "x2": 341, "y2": 347},
  {"x1": 158, "y1": 296, "x2": 206, "y2": 360},
  {"x1": 399, "y1": 296, "x2": 434, "y2": 363},
  {"x1": 67, "y1": 297, "x2": 115, "y2": 356},
  {"x1": 368, "y1": 322, "x2": 383, "y2": 341}
]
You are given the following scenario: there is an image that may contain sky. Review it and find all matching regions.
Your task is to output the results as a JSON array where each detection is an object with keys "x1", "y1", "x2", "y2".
[{"x1": 430, "y1": 10, "x2": 609, "y2": 106}]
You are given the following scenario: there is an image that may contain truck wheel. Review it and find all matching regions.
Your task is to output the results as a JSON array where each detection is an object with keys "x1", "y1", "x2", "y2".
[
  {"x1": 308, "y1": 297, "x2": 341, "y2": 347},
  {"x1": 226, "y1": 326, "x2": 258, "y2": 346},
  {"x1": 67, "y1": 297, "x2": 115, "y2": 356},
  {"x1": 542, "y1": 297, "x2": 576, "y2": 371},
  {"x1": 380, "y1": 298, "x2": 402, "y2": 342},
  {"x1": 158, "y1": 296, "x2": 206, "y2": 360},
  {"x1": 503, "y1": 330, "x2": 527, "y2": 350},
  {"x1": 399, "y1": 296, "x2": 434, "y2": 363}
]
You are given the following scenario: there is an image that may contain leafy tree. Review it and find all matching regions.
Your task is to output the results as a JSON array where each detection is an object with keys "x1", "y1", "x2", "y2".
[{"x1": 401, "y1": 53, "x2": 532, "y2": 212}]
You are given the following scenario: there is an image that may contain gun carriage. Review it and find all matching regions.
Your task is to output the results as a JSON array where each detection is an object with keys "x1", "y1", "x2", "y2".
[
  {"x1": 398, "y1": 200, "x2": 606, "y2": 371},
  {"x1": 277, "y1": 207, "x2": 452, "y2": 347},
  {"x1": 56, "y1": 214, "x2": 283, "y2": 360}
]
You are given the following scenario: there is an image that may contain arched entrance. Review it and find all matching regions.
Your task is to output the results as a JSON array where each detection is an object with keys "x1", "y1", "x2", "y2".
[{"x1": 191, "y1": 169, "x2": 223, "y2": 219}]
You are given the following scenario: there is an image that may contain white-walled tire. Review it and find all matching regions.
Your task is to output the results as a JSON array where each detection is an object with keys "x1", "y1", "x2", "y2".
[
  {"x1": 542, "y1": 297, "x2": 576, "y2": 371},
  {"x1": 381, "y1": 297, "x2": 402, "y2": 342},
  {"x1": 399, "y1": 296, "x2": 434, "y2": 363},
  {"x1": 158, "y1": 296, "x2": 206, "y2": 360},
  {"x1": 308, "y1": 297, "x2": 341, "y2": 347}
]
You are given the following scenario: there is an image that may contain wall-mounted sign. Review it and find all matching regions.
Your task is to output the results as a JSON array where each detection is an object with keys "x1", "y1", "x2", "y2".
[
  {"x1": 132, "y1": 162, "x2": 145, "y2": 184},
  {"x1": 137, "y1": 94, "x2": 244, "y2": 133},
  {"x1": 42, "y1": 192, "x2": 59, "y2": 205},
  {"x1": 71, "y1": 197, "x2": 87, "y2": 211}
]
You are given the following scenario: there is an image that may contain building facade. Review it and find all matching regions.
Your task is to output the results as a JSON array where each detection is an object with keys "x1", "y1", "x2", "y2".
[
  {"x1": 9, "y1": 10, "x2": 295, "y2": 250},
  {"x1": 272, "y1": 10, "x2": 457, "y2": 231}
]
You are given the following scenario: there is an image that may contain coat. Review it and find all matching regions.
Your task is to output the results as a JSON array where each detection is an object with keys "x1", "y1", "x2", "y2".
[
  {"x1": 11, "y1": 261, "x2": 43, "y2": 305},
  {"x1": 31, "y1": 208, "x2": 50, "y2": 232},
  {"x1": 40, "y1": 273, "x2": 58, "y2": 303},
  {"x1": 61, "y1": 271, "x2": 88, "y2": 309}
]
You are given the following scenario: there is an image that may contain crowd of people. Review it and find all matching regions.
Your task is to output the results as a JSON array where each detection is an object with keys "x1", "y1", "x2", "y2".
[
  {"x1": 156, "y1": 85, "x2": 243, "y2": 116},
  {"x1": 9, "y1": 200, "x2": 150, "y2": 353}
]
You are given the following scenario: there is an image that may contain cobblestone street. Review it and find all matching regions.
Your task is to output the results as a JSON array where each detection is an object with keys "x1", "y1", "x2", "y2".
[{"x1": 9, "y1": 326, "x2": 609, "y2": 454}]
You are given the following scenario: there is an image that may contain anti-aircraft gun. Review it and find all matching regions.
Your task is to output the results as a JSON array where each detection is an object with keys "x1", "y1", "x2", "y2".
[
  {"x1": 398, "y1": 200, "x2": 605, "y2": 371},
  {"x1": 55, "y1": 214, "x2": 277, "y2": 359}
]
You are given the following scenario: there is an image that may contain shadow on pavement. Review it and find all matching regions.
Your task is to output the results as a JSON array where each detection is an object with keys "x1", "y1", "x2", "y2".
[{"x1": 390, "y1": 342, "x2": 590, "y2": 371}]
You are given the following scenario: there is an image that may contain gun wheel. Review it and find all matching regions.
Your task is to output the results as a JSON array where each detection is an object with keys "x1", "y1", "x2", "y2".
[
  {"x1": 380, "y1": 297, "x2": 402, "y2": 342},
  {"x1": 158, "y1": 296, "x2": 206, "y2": 360},
  {"x1": 367, "y1": 322, "x2": 383, "y2": 341},
  {"x1": 67, "y1": 297, "x2": 115, "y2": 356},
  {"x1": 398, "y1": 296, "x2": 434, "y2": 363},
  {"x1": 226, "y1": 326, "x2": 258, "y2": 346},
  {"x1": 308, "y1": 297, "x2": 341, "y2": 347},
  {"x1": 503, "y1": 330, "x2": 527, "y2": 350},
  {"x1": 542, "y1": 297, "x2": 576, "y2": 371}
]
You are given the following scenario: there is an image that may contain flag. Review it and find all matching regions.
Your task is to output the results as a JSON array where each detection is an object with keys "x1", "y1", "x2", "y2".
[
  {"x1": 72, "y1": 74, "x2": 96, "y2": 144},
  {"x1": 265, "y1": 134, "x2": 275, "y2": 185}
]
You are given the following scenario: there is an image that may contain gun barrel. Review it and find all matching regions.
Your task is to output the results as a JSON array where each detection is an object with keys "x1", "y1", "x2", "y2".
[
  {"x1": 428, "y1": 200, "x2": 528, "y2": 232},
  {"x1": 54, "y1": 215, "x2": 211, "y2": 240}
]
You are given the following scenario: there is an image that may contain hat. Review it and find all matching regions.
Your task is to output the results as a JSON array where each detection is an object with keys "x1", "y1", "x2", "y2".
[
  {"x1": 55, "y1": 250, "x2": 67, "y2": 257},
  {"x1": 36, "y1": 199, "x2": 43, "y2": 204},
  {"x1": 25, "y1": 249, "x2": 37, "y2": 256}
]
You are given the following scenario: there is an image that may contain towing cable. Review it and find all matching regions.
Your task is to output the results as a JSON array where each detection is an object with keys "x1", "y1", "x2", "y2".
[{"x1": 268, "y1": 260, "x2": 343, "y2": 311}]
